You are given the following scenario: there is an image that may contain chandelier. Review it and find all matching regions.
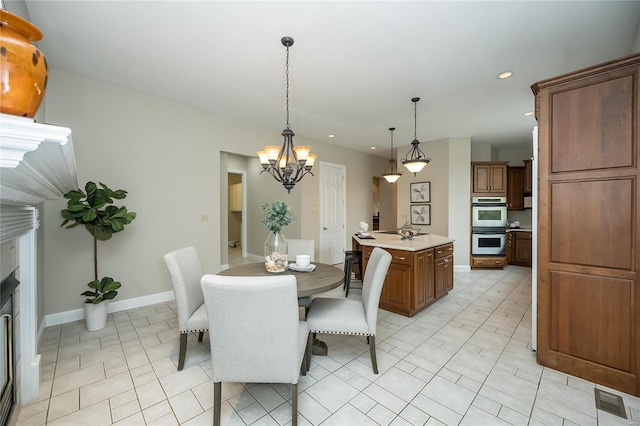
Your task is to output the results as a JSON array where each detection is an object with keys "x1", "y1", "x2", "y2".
[
  {"x1": 257, "y1": 36, "x2": 316, "y2": 193},
  {"x1": 401, "y1": 97, "x2": 431, "y2": 175},
  {"x1": 382, "y1": 127, "x2": 402, "y2": 183}
]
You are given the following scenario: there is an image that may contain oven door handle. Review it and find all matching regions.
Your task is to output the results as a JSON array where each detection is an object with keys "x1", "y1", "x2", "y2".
[{"x1": 2, "y1": 314, "x2": 12, "y2": 386}]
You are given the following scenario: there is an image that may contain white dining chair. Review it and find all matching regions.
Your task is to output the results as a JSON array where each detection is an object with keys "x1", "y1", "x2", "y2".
[
  {"x1": 201, "y1": 274, "x2": 309, "y2": 426},
  {"x1": 162, "y1": 246, "x2": 208, "y2": 371},
  {"x1": 287, "y1": 238, "x2": 315, "y2": 262},
  {"x1": 305, "y1": 247, "x2": 391, "y2": 373}
]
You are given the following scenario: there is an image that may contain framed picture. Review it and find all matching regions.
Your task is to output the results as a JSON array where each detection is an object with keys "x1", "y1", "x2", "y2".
[
  {"x1": 411, "y1": 204, "x2": 431, "y2": 226},
  {"x1": 410, "y1": 182, "x2": 431, "y2": 203}
]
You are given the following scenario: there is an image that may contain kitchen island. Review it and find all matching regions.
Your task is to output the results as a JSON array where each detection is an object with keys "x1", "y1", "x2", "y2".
[{"x1": 353, "y1": 232, "x2": 454, "y2": 317}]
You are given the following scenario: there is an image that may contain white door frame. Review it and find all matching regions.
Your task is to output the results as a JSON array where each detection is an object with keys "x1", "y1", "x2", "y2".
[
  {"x1": 228, "y1": 169, "x2": 247, "y2": 258},
  {"x1": 318, "y1": 161, "x2": 346, "y2": 264}
]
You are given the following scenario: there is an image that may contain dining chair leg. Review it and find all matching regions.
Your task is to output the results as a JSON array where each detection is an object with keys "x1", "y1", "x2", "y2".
[
  {"x1": 369, "y1": 336, "x2": 378, "y2": 374},
  {"x1": 178, "y1": 333, "x2": 187, "y2": 371},
  {"x1": 197, "y1": 331, "x2": 204, "y2": 342},
  {"x1": 214, "y1": 382, "x2": 222, "y2": 426},
  {"x1": 291, "y1": 383, "x2": 298, "y2": 426},
  {"x1": 306, "y1": 332, "x2": 313, "y2": 371}
]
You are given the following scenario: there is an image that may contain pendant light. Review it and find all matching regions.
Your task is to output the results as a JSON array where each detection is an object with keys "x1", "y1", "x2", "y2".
[
  {"x1": 401, "y1": 97, "x2": 431, "y2": 175},
  {"x1": 257, "y1": 36, "x2": 316, "y2": 193},
  {"x1": 382, "y1": 127, "x2": 402, "y2": 183}
]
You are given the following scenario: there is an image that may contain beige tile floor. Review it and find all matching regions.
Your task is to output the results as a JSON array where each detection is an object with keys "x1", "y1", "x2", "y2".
[{"x1": 14, "y1": 252, "x2": 640, "y2": 425}]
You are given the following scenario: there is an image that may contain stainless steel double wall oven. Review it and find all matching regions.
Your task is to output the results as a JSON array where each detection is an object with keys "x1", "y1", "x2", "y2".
[{"x1": 471, "y1": 197, "x2": 507, "y2": 256}]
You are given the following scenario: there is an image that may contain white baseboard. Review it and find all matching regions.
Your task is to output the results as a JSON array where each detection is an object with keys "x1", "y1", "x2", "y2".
[
  {"x1": 454, "y1": 265, "x2": 471, "y2": 272},
  {"x1": 44, "y1": 290, "x2": 176, "y2": 327}
]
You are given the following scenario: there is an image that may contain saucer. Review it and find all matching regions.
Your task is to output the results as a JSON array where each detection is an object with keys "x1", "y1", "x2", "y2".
[{"x1": 288, "y1": 263, "x2": 316, "y2": 272}]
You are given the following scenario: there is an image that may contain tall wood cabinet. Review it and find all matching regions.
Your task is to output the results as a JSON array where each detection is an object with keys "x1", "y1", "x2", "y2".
[{"x1": 532, "y1": 53, "x2": 640, "y2": 396}]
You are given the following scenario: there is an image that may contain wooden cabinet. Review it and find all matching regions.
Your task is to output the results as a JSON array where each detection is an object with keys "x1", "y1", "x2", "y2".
[
  {"x1": 471, "y1": 256, "x2": 507, "y2": 268},
  {"x1": 507, "y1": 166, "x2": 525, "y2": 210},
  {"x1": 507, "y1": 231, "x2": 532, "y2": 267},
  {"x1": 435, "y1": 243, "x2": 453, "y2": 299},
  {"x1": 471, "y1": 162, "x2": 508, "y2": 196},
  {"x1": 361, "y1": 242, "x2": 450, "y2": 317},
  {"x1": 513, "y1": 232, "x2": 532, "y2": 266},
  {"x1": 506, "y1": 232, "x2": 514, "y2": 264},
  {"x1": 523, "y1": 159, "x2": 533, "y2": 194},
  {"x1": 229, "y1": 183, "x2": 242, "y2": 211},
  {"x1": 533, "y1": 53, "x2": 640, "y2": 396}
]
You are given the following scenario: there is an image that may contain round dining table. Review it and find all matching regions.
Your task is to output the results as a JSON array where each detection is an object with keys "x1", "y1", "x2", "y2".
[
  {"x1": 218, "y1": 262, "x2": 344, "y2": 356},
  {"x1": 218, "y1": 262, "x2": 344, "y2": 298}
]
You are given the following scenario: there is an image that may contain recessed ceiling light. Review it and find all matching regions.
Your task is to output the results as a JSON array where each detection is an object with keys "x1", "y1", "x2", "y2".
[
  {"x1": 523, "y1": 111, "x2": 533, "y2": 116},
  {"x1": 370, "y1": 147, "x2": 376, "y2": 150},
  {"x1": 328, "y1": 134, "x2": 335, "y2": 138},
  {"x1": 498, "y1": 71, "x2": 513, "y2": 79}
]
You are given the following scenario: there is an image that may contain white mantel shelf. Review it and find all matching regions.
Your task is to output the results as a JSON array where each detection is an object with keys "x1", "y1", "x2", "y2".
[
  {"x1": 0, "y1": 113, "x2": 78, "y2": 205},
  {"x1": 353, "y1": 231, "x2": 454, "y2": 251}
]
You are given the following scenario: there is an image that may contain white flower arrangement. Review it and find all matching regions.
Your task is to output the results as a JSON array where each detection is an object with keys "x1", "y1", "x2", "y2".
[{"x1": 359, "y1": 221, "x2": 369, "y2": 233}]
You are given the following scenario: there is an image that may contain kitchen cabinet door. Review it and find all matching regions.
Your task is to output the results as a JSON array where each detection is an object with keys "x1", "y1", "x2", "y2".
[
  {"x1": 472, "y1": 162, "x2": 508, "y2": 196},
  {"x1": 382, "y1": 262, "x2": 412, "y2": 312},
  {"x1": 507, "y1": 166, "x2": 525, "y2": 210},
  {"x1": 413, "y1": 249, "x2": 434, "y2": 312},
  {"x1": 514, "y1": 232, "x2": 532, "y2": 266},
  {"x1": 524, "y1": 159, "x2": 533, "y2": 194}
]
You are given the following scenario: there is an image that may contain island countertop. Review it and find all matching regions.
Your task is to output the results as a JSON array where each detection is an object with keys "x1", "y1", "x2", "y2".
[{"x1": 353, "y1": 231, "x2": 454, "y2": 251}]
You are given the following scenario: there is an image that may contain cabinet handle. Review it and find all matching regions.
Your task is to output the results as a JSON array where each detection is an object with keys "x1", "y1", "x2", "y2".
[
  {"x1": 395, "y1": 256, "x2": 405, "y2": 260},
  {"x1": 437, "y1": 250, "x2": 442, "y2": 254},
  {"x1": 495, "y1": 260, "x2": 501, "y2": 264},
  {"x1": 448, "y1": 247, "x2": 452, "y2": 252}
]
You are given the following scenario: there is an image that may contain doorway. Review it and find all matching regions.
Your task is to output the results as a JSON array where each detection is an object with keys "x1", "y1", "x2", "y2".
[
  {"x1": 373, "y1": 176, "x2": 397, "y2": 232},
  {"x1": 319, "y1": 162, "x2": 346, "y2": 264},
  {"x1": 227, "y1": 170, "x2": 247, "y2": 263}
]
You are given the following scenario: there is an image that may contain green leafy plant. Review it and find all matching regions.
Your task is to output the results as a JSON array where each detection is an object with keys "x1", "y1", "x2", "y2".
[
  {"x1": 262, "y1": 200, "x2": 295, "y2": 233},
  {"x1": 81, "y1": 277, "x2": 121, "y2": 304},
  {"x1": 61, "y1": 181, "x2": 137, "y2": 304}
]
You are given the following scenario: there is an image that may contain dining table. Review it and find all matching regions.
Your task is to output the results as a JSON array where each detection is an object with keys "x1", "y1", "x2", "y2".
[
  {"x1": 218, "y1": 261, "x2": 345, "y2": 355},
  {"x1": 218, "y1": 261, "x2": 344, "y2": 298}
]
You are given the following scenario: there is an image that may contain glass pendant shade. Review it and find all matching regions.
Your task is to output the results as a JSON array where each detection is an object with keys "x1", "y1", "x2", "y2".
[
  {"x1": 382, "y1": 127, "x2": 403, "y2": 183},
  {"x1": 401, "y1": 97, "x2": 431, "y2": 176},
  {"x1": 257, "y1": 36, "x2": 315, "y2": 193}
]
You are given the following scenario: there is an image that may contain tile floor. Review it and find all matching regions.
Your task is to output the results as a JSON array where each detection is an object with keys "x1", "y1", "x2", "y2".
[{"x1": 14, "y1": 255, "x2": 640, "y2": 425}]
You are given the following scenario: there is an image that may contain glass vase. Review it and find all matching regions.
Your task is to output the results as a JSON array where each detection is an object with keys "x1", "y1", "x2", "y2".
[{"x1": 264, "y1": 231, "x2": 288, "y2": 273}]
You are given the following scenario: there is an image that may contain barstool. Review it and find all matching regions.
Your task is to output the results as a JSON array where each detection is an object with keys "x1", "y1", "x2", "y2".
[{"x1": 343, "y1": 250, "x2": 362, "y2": 297}]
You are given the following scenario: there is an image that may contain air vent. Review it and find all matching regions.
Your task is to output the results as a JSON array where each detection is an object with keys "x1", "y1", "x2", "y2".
[{"x1": 594, "y1": 388, "x2": 627, "y2": 419}]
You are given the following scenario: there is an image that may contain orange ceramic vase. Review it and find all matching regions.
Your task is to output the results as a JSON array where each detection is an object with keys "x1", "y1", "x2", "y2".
[{"x1": 0, "y1": 10, "x2": 48, "y2": 118}]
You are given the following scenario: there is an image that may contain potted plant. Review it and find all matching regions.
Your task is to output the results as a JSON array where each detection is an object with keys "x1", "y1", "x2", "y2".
[
  {"x1": 262, "y1": 200, "x2": 294, "y2": 273},
  {"x1": 61, "y1": 181, "x2": 137, "y2": 331}
]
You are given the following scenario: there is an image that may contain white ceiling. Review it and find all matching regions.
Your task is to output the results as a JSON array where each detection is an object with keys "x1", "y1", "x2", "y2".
[{"x1": 17, "y1": 1, "x2": 640, "y2": 158}]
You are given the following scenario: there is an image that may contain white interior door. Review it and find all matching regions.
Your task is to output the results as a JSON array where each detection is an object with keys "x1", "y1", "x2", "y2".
[{"x1": 319, "y1": 162, "x2": 346, "y2": 264}]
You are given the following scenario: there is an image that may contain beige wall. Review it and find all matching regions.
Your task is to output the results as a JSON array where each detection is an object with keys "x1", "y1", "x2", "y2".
[
  {"x1": 394, "y1": 137, "x2": 471, "y2": 266},
  {"x1": 41, "y1": 69, "x2": 386, "y2": 315}
]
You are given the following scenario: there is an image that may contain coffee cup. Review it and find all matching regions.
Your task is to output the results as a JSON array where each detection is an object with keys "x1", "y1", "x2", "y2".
[{"x1": 295, "y1": 255, "x2": 311, "y2": 267}]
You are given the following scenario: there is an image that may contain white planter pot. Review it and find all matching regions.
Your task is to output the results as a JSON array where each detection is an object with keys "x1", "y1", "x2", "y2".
[{"x1": 84, "y1": 301, "x2": 108, "y2": 331}]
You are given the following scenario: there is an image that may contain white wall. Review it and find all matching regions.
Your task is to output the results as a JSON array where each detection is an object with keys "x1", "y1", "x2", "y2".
[
  {"x1": 395, "y1": 137, "x2": 471, "y2": 266},
  {"x1": 41, "y1": 68, "x2": 386, "y2": 315}
]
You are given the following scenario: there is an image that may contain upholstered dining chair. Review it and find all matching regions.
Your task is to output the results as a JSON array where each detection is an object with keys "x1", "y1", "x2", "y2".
[
  {"x1": 287, "y1": 238, "x2": 315, "y2": 262},
  {"x1": 305, "y1": 247, "x2": 391, "y2": 374},
  {"x1": 163, "y1": 246, "x2": 208, "y2": 371},
  {"x1": 287, "y1": 238, "x2": 315, "y2": 307},
  {"x1": 200, "y1": 274, "x2": 309, "y2": 426}
]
